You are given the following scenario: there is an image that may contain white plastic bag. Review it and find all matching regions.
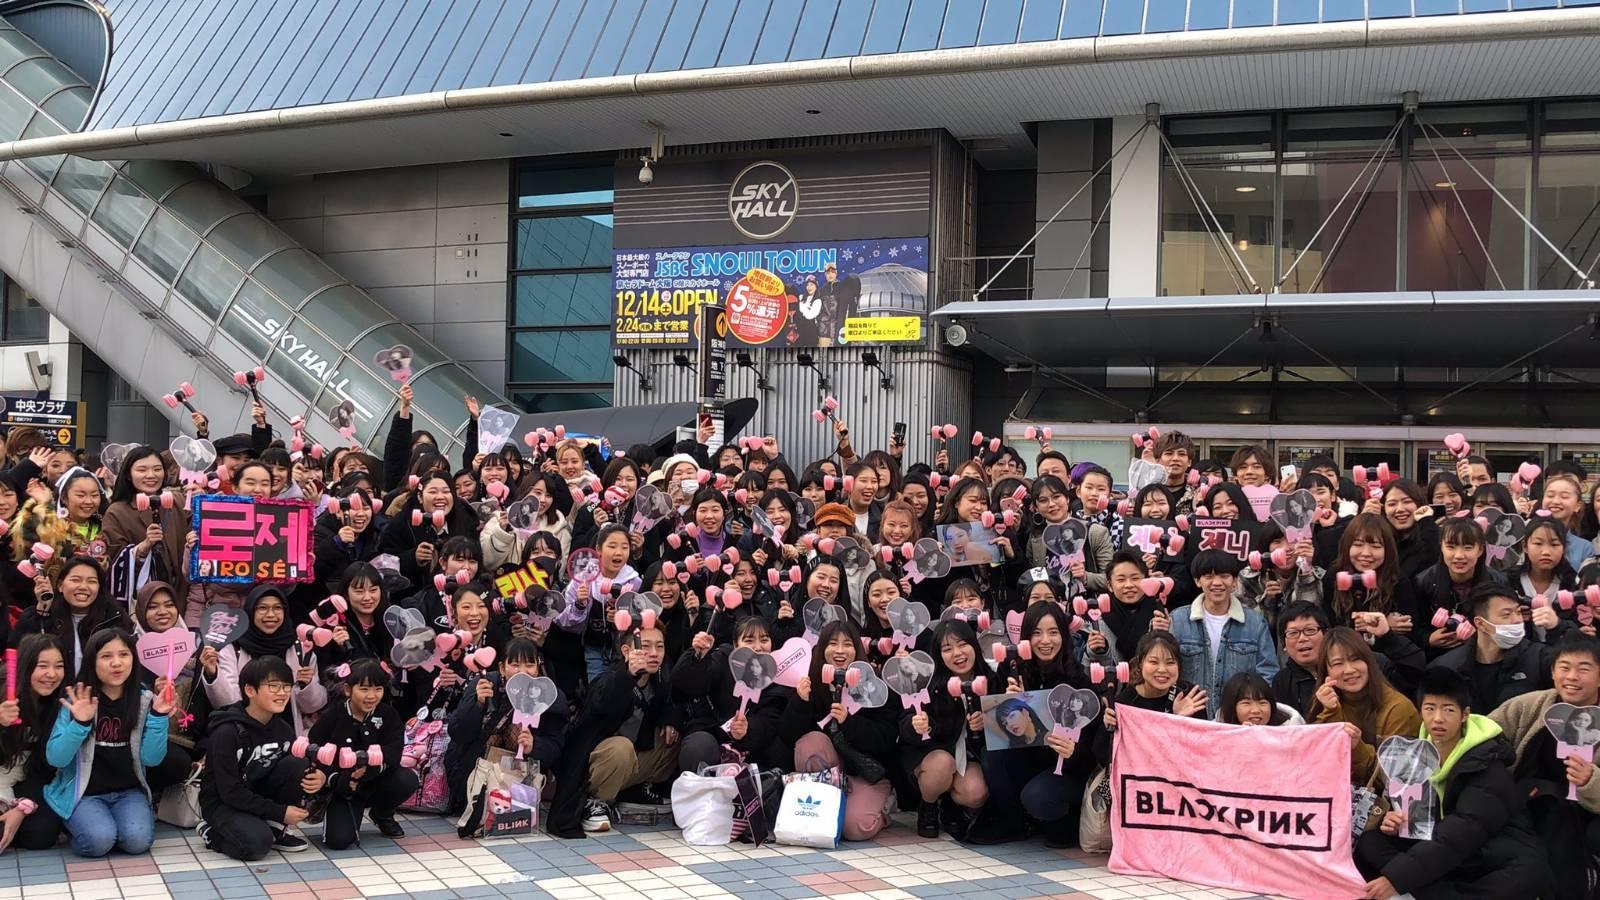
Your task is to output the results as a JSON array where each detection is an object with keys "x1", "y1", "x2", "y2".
[
  {"x1": 772, "y1": 780, "x2": 844, "y2": 849},
  {"x1": 671, "y1": 771, "x2": 740, "y2": 845},
  {"x1": 1079, "y1": 766, "x2": 1113, "y2": 854}
]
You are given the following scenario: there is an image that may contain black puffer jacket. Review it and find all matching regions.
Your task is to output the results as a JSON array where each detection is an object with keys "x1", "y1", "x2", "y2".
[{"x1": 1378, "y1": 731, "x2": 1552, "y2": 898}]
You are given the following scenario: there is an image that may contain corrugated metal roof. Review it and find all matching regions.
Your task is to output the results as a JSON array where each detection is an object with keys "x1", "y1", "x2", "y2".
[{"x1": 85, "y1": 0, "x2": 1600, "y2": 131}]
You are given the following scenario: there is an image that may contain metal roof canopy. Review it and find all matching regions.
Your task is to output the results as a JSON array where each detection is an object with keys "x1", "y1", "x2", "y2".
[
  {"x1": 931, "y1": 291, "x2": 1600, "y2": 369},
  {"x1": 512, "y1": 398, "x2": 758, "y2": 457},
  {"x1": 4, "y1": 11, "x2": 1600, "y2": 177}
]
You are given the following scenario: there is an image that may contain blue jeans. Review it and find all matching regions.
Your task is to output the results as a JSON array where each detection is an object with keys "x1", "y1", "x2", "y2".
[
  {"x1": 584, "y1": 646, "x2": 609, "y2": 682},
  {"x1": 64, "y1": 788, "x2": 153, "y2": 857}
]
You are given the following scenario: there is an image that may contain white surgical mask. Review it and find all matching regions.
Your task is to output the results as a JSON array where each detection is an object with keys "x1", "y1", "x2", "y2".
[{"x1": 1489, "y1": 621, "x2": 1525, "y2": 650}]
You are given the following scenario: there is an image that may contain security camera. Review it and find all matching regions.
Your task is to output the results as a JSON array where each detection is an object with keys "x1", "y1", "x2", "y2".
[{"x1": 638, "y1": 158, "x2": 654, "y2": 185}]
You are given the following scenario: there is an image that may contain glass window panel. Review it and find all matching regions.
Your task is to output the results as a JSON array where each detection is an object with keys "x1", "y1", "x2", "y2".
[
  {"x1": 1368, "y1": 0, "x2": 1414, "y2": 16},
  {"x1": 52, "y1": 156, "x2": 113, "y2": 213},
  {"x1": 3, "y1": 57, "x2": 78, "y2": 104},
  {"x1": 646, "y1": 0, "x2": 704, "y2": 70},
  {"x1": 511, "y1": 329, "x2": 612, "y2": 382},
  {"x1": 164, "y1": 180, "x2": 247, "y2": 236},
  {"x1": 717, "y1": 0, "x2": 771, "y2": 66},
  {"x1": 1406, "y1": 155, "x2": 1531, "y2": 291},
  {"x1": 1232, "y1": 0, "x2": 1274, "y2": 26},
  {"x1": 1166, "y1": 114, "x2": 1275, "y2": 156},
  {"x1": 175, "y1": 244, "x2": 245, "y2": 321},
  {"x1": 265, "y1": 314, "x2": 343, "y2": 403},
  {"x1": 517, "y1": 166, "x2": 614, "y2": 210},
  {"x1": 1279, "y1": 160, "x2": 1400, "y2": 293},
  {"x1": 16, "y1": 114, "x2": 62, "y2": 182},
  {"x1": 410, "y1": 364, "x2": 497, "y2": 436},
  {"x1": 1277, "y1": 0, "x2": 1319, "y2": 23},
  {"x1": 513, "y1": 214, "x2": 613, "y2": 271},
  {"x1": 1417, "y1": 0, "x2": 1463, "y2": 14},
  {"x1": 39, "y1": 86, "x2": 90, "y2": 130},
  {"x1": 131, "y1": 208, "x2": 199, "y2": 283},
  {"x1": 1543, "y1": 100, "x2": 1600, "y2": 149},
  {"x1": 825, "y1": 0, "x2": 872, "y2": 56},
  {"x1": 522, "y1": 0, "x2": 587, "y2": 82},
  {"x1": 1322, "y1": 0, "x2": 1367, "y2": 19},
  {"x1": 900, "y1": 0, "x2": 947, "y2": 51},
  {"x1": 251, "y1": 248, "x2": 342, "y2": 307},
  {"x1": 1061, "y1": 0, "x2": 1104, "y2": 36},
  {"x1": 550, "y1": 0, "x2": 611, "y2": 79},
  {"x1": 1534, "y1": 152, "x2": 1600, "y2": 290},
  {"x1": 1018, "y1": 0, "x2": 1065, "y2": 40},
  {"x1": 1413, "y1": 105, "x2": 1530, "y2": 155},
  {"x1": 0, "y1": 84, "x2": 33, "y2": 140},
  {"x1": 1513, "y1": 0, "x2": 1559, "y2": 8},
  {"x1": 510, "y1": 390, "x2": 612, "y2": 413},
  {"x1": 937, "y1": 0, "x2": 981, "y2": 46},
  {"x1": 377, "y1": 0, "x2": 456, "y2": 96},
  {"x1": 1102, "y1": 0, "x2": 1145, "y2": 33},
  {"x1": 4, "y1": 283, "x2": 47, "y2": 343},
  {"x1": 863, "y1": 0, "x2": 911, "y2": 52},
  {"x1": 295, "y1": 284, "x2": 390, "y2": 348},
  {"x1": 1463, "y1": 0, "x2": 1510, "y2": 10},
  {"x1": 120, "y1": 160, "x2": 195, "y2": 202},
  {"x1": 350, "y1": 322, "x2": 445, "y2": 381},
  {"x1": 1188, "y1": 0, "x2": 1230, "y2": 28},
  {"x1": 976, "y1": 0, "x2": 1023, "y2": 44},
  {"x1": 586, "y1": 0, "x2": 648, "y2": 75},
  {"x1": 313, "y1": 369, "x2": 394, "y2": 446},
  {"x1": 221, "y1": 281, "x2": 291, "y2": 360},
  {"x1": 0, "y1": 29, "x2": 36, "y2": 71},
  {"x1": 513, "y1": 273, "x2": 611, "y2": 327},
  {"x1": 1160, "y1": 163, "x2": 1275, "y2": 296},
  {"x1": 208, "y1": 212, "x2": 297, "y2": 270},
  {"x1": 91, "y1": 174, "x2": 157, "y2": 247},
  {"x1": 615, "y1": 0, "x2": 676, "y2": 75},
  {"x1": 751, "y1": 0, "x2": 803, "y2": 62},
  {"x1": 787, "y1": 0, "x2": 839, "y2": 60},
  {"x1": 684, "y1": 0, "x2": 739, "y2": 68}
]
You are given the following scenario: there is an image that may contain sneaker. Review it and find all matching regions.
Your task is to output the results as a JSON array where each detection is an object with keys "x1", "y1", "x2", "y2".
[
  {"x1": 371, "y1": 815, "x2": 404, "y2": 839},
  {"x1": 581, "y1": 799, "x2": 613, "y2": 833},
  {"x1": 195, "y1": 818, "x2": 213, "y2": 852},
  {"x1": 917, "y1": 802, "x2": 940, "y2": 839},
  {"x1": 271, "y1": 829, "x2": 310, "y2": 853}
]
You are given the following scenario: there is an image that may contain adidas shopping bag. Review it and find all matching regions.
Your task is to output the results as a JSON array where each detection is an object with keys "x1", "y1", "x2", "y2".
[{"x1": 772, "y1": 780, "x2": 844, "y2": 849}]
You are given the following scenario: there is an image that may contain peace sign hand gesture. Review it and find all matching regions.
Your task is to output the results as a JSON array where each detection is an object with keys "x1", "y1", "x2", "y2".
[{"x1": 61, "y1": 684, "x2": 97, "y2": 724}]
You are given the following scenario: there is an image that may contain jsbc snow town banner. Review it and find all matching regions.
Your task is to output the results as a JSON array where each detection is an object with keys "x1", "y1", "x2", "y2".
[
  {"x1": 189, "y1": 495, "x2": 315, "y2": 584},
  {"x1": 1109, "y1": 705, "x2": 1365, "y2": 899}
]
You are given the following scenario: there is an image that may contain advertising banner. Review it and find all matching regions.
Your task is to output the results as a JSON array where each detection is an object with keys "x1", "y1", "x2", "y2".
[
  {"x1": 612, "y1": 147, "x2": 931, "y2": 349},
  {"x1": 613, "y1": 237, "x2": 927, "y2": 348}
]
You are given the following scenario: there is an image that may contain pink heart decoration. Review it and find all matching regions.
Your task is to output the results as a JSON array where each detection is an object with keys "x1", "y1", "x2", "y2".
[
  {"x1": 771, "y1": 638, "x2": 812, "y2": 688},
  {"x1": 136, "y1": 629, "x2": 197, "y2": 680},
  {"x1": 1006, "y1": 610, "x2": 1024, "y2": 643},
  {"x1": 723, "y1": 564, "x2": 734, "y2": 576},
  {"x1": 1241, "y1": 485, "x2": 1279, "y2": 522}
]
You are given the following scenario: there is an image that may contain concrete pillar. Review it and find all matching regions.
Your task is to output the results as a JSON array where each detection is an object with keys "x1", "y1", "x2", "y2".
[{"x1": 1109, "y1": 114, "x2": 1162, "y2": 298}]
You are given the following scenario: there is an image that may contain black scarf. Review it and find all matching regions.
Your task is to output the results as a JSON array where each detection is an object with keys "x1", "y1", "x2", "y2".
[
  {"x1": 1105, "y1": 596, "x2": 1161, "y2": 662},
  {"x1": 235, "y1": 586, "x2": 295, "y2": 660}
]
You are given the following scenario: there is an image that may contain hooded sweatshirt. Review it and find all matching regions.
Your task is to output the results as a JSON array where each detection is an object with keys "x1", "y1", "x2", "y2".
[{"x1": 199, "y1": 701, "x2": 298, "y2": 822}]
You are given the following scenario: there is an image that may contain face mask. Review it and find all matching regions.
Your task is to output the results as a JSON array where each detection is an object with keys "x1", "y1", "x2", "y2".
[{"x1": 1489, "y1": 621, "x2": 1525, "y2": 650}]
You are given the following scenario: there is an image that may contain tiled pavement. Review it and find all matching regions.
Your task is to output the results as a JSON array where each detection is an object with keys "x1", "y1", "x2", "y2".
[{"x1": 0, "y1": 812, "x2": 1284, "y2": 900}]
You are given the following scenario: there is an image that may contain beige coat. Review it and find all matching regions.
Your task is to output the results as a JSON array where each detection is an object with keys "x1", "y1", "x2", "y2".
[{"x1": 1488, "y1": 688, "x2": 1600, "y2": 813}]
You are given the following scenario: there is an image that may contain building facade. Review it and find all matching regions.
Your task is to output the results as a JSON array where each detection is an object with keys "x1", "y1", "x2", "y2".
[{"x1": 0, "y1": 1, "x2": 1596, "y2": 478}]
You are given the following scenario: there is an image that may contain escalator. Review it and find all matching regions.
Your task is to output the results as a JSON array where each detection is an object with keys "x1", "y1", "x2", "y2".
[{"x1": 0, "y1": 18, "x2": 504, "y2": 452}]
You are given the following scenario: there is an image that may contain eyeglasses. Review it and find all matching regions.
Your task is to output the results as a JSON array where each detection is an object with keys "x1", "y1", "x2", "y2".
[
  {"x1": 1284, "y1": 627, "x2": 1323, "y2": 641},
  {"x1": 258, "y1": 681, "x2": 293, "y2": 693}
]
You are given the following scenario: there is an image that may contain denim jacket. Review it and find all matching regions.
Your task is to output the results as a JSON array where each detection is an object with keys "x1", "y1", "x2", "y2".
[{"x1": 1169, "y1": 597, "x2": 1279, "y2": 717}]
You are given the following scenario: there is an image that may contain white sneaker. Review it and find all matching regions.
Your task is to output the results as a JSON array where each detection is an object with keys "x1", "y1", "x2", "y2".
[{"x1": 581, "y1": 798, "x2": 613, "y2": 833}]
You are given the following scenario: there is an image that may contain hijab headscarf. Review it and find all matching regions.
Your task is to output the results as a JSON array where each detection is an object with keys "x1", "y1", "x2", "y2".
[
  {"x1": 133, "y1": 580, "x2": 177, "y2": 634},
  {"x1": 235, "y1": 585, "x2": 295, "y2": 659}
]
